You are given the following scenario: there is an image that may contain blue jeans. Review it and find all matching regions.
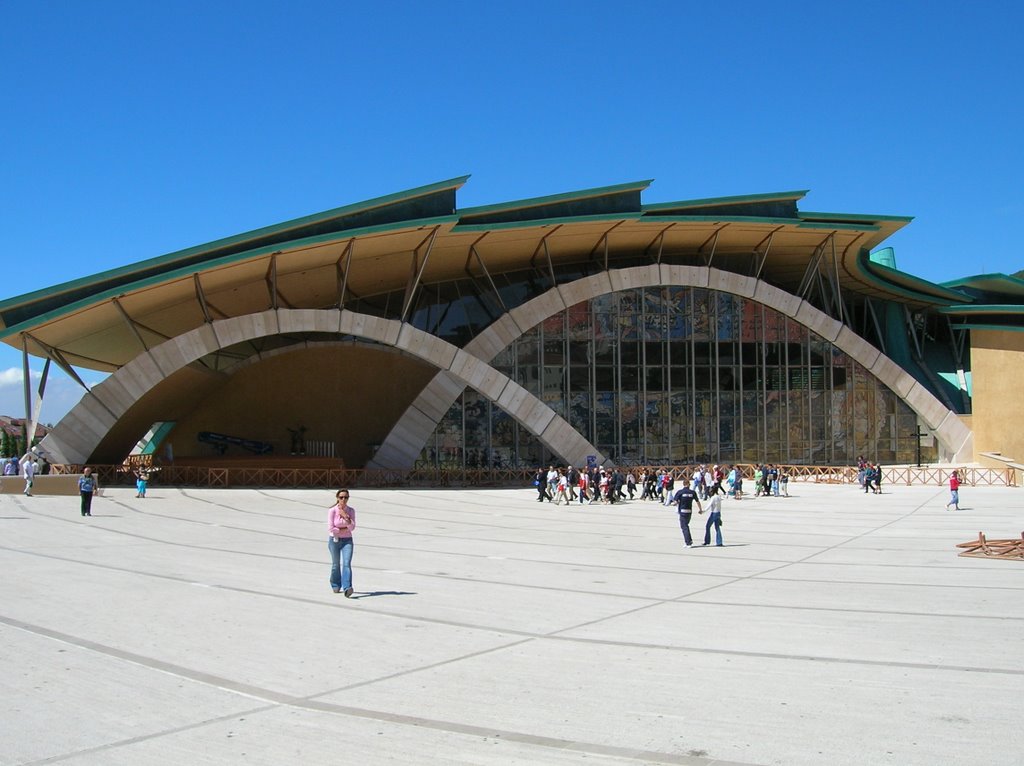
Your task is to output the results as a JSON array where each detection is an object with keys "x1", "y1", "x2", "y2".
[
  {"x1": 704, "y1": 511, "x2": 722, "y2": 546},
  {"x1": 678, "y1": 511, "x2": 693, "y2": 545},
  {"x1": 328, "y1": 537, "x2": 354, "y2": 591}
]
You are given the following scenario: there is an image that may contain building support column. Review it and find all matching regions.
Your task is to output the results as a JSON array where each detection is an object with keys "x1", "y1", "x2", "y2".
[{"x1": 401, "y1": 227, "x2": 439, "y2": 323}]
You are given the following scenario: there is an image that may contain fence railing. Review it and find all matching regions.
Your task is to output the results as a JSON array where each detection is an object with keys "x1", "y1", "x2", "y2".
[{"x1": 46, "y1": 462, "x2": 1019, "y2": 489}]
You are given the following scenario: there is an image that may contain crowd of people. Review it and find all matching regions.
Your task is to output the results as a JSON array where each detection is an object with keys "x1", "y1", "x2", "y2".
[
  {"x1": 532, "y1": 462, "x2": 795, "y2": 506},
  {"x1": 530, "y1": 462, "x2": 800, "y2": 548}
]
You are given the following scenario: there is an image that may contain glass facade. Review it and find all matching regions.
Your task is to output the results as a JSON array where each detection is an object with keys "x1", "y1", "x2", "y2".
[{"x1": 417, "y1": 287, "x2": 935, "y2": 468}]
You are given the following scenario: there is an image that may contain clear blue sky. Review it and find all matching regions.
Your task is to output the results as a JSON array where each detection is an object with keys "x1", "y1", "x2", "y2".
[{"x1": 3, "y1": 1, "x2": 1022, "y2": 424}]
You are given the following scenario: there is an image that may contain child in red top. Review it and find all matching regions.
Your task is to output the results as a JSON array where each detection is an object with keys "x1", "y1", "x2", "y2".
[{"x1": 945, "y1": 471, "x2": 961, "y2": 511}]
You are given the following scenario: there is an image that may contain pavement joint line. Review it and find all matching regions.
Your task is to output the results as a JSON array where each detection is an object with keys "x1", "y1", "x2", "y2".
[
  {"x1": 9, "y1": 491, "x2": 1021, "y2": 650},
  {"x1": 6, "y1": 537, "x2": 1014, "y2": 677},
  {"x1": 0, "y1": 520, "x2": 741, "y2": 601},
  {"x1": 128, "y1": 486, "x2": 928, "y2": 547},
  {"x1": 70, "y1": 490, "x2": 999, "y2": 569},
  {"x1": 540, "y1": 490, "x2": 944, "y2": 640},
  {"x1": 11, "y1": 501, "x2": 1019, "y2": 615},
  {"x1": 0, "y1": 614, "x2": 755, "y2": 766},
  {"x1": 11, "y1": 502, "x2": 788, "y2": 584},
  {"x1": 303, "y1": 636, "x2": 538, "y2": 699},
  {"x1": 655, "y1": 598, "x2": 1024, "y2": 622},
  {"x1": 22, "y1": 703, "x2": 278, "y2": 765},
  {"x1": 6, "y1": 486, "x2": 1023, "y2": 764},
  {"x1": 14, "y1": 498, "x2": 1022, "y2": 592},
  {"x1": 544, "y1": 633, "x2": 1024, "y2": 677},
  {"x1": 755, "y1": 574, "x2": 1024, "y2": 590}
]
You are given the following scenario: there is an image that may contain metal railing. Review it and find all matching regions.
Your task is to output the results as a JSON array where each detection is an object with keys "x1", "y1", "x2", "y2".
[{"x1": 47, "y1": 462, "x2": 1019, "y2": 489}]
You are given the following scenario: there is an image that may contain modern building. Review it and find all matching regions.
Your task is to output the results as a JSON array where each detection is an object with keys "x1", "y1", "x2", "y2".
[{"x1": 3, "y1": 177, "x2": 1023, "y2": 472}]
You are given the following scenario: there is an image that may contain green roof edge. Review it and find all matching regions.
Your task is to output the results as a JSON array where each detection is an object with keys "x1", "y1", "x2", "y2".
[
  {"x1": 940, "y1": 273, "x2": 1024, "y2": 289},
  {"x1": 452, "y1": 212, "x2": 645, "y2": 233},
  {"x1": 635, "y1": 214, "x2": 880, "y2": 232},
  {"x1": 0, "y1": 176, "x2": 470, "y2": 315},
  {"x1": 799, "y1": 211, "x2": 914, "y2": 223},
  {"x1": 641, "y1": 189, "x2": 809, "y2": 212},
  {"x1": 457, "y1": 179, "x2": 653, "y2": 216},
  {"x1": 0, "y1": 215, "x2": 460, "y2": 342},
  {"x1": 855, "y1": 252, "x2": 969, "y2": 305},
  {"x1": 937, "y1": 304, "x2": 1024, "y2": 315},
  {"x1": 945, "y1": 322, "x2": 1024, "y2": 333}
]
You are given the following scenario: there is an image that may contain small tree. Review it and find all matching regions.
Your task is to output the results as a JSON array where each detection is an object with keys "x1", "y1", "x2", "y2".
[{"x1": 1, "y1": 430, "x2": 10, "y2": 457}]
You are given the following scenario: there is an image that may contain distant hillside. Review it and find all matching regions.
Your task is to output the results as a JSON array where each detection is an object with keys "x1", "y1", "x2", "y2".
[{"x1": 1014, "y1": 269, "x2": 1024, "y2": 280}]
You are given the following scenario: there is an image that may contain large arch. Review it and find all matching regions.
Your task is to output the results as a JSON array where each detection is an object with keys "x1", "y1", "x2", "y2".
[
  {"x1": 39, "y1": 309, "x2": 608, "y2": 468},
  {"x1": 369, "y1": 264, "x2": 973, "y2": 468}
]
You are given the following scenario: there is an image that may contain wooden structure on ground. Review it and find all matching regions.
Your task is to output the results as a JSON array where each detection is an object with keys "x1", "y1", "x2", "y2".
[{"x1": 957, "y1": 532, "x2": 1024, "y2": 561}]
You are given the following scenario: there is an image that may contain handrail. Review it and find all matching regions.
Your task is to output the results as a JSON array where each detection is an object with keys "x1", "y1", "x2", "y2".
[
  {"x1": 979, "y1": 451, "x2": 1024, "y2": 471},
  {"x1": 45, "y1": 462, "x2": 1020, "y2": 489}
]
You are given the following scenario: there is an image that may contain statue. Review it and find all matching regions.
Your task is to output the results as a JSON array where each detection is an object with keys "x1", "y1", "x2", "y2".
[{"x1": 287, "y1": 425, "x2": 307, "y2": 455}]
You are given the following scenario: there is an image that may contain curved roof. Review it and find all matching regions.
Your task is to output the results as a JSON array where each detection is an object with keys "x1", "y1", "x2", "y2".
[{"x1": 1, "y1": 177, "x2": 966, "y2": 372}]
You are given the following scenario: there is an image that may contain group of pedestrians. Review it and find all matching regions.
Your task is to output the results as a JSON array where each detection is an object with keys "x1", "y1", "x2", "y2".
[
  {"x1": 751, "y1": 464, "x2": 788, "y2": 497},
  {"x1": 855, "y1": 456, "x2": 883, "y2": 493},
  {"x1": 531, "y1": 462, "x2": 737, "y2": 548},
  {"x1": 533, "y1": 465, "x2": 638, "y2": 504}
]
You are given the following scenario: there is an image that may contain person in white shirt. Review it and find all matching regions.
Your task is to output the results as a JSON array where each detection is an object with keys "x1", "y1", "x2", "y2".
[
  {"x1": 23, "y1": 459, "x2": 36, "y2": 496},
  {"x1": 700, "y1": 483, "x2": 724, "y2": 546}
]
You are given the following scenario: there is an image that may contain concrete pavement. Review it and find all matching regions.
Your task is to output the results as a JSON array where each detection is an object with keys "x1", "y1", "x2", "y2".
[{"x1": 2, "y1": 481, "x2": 1023, "y2": 765}]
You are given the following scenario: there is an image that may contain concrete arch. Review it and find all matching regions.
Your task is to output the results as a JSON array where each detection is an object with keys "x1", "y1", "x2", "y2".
[
  {"x1": 371, "y1": 264, "x2": 972, "y2": 468},
  {"x1": 39, "y1": 309, "x2": 608, "y2": 468},
  {"x1": 220, "y1": 339, "x2": 424, "y2": 375}
]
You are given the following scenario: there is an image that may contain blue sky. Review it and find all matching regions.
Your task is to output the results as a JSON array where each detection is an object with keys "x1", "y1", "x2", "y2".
[{"x1": 2, "y1": 1, "x2": 1022, "y2": 424}]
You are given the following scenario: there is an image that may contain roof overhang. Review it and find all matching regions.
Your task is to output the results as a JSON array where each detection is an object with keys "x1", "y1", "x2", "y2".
[{"x1": 3, "y1": 177, "x2": 956, "y2": 372}]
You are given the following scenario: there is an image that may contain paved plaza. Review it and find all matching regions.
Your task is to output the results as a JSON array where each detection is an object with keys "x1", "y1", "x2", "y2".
[{"x1": 2, "y1": 480, "x2": 1023, "y2": 765}]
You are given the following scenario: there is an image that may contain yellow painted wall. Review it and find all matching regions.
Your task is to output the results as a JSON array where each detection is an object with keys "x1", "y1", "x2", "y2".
[
  {"x1": 91, "y1": 365, "x2": 225, "y2": 464},
  {"x1": 969, "y1": 330, "x2": 1024, "y2": 464},
  {"x1": 102, "y1": 346, "x2": 437, "y2": 468}
]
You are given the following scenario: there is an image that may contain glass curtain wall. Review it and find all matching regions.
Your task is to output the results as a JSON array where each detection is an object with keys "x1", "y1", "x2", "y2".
[{"x1": 417, "y1": 287, "x2": 933, "y2": 468}]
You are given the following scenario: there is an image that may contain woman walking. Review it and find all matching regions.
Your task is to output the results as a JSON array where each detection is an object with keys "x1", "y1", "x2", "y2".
[
  {"x1": 327, "y1": 489, "x2": 357, "y2": 597},
  {"x1": 553, "y1": 469, "x2": 570, "y2": 504},
  {"x1": 700, "y1": 483, "x2": 724, "y2": 546},
  {"x1": 578, "y1": 467, "x2": 590, "y2": 504}
]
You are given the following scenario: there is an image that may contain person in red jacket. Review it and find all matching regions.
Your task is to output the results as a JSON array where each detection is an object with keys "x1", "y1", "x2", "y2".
[{"x1": 945, "y1": 470, "x2": 961, "y2": 511}]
